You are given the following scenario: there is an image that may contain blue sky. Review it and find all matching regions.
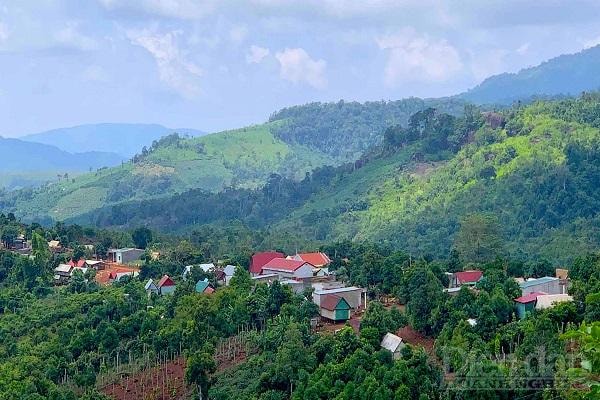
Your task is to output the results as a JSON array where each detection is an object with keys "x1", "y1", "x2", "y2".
[{"x1": 1, "y1": 0, "x2": 600, "y2": 136}]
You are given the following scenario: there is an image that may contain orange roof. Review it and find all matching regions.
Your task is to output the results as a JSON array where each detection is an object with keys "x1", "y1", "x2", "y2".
[
  {"x1": 297, "y1": 252, "x2": 331, "y2": 267},
  {"x1": 95, "y1": 265, "x2": 139, "y2": 285}
]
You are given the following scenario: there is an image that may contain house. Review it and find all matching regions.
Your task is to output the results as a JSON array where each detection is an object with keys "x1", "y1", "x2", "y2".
[
  {"x1": 380, "y1": 333, "x2": 405, "y2": 360},
  {"x1": 84, "y1": 259, "x2": 105, "y2": 270},
  {"x1": 515, "y1": 292, "x2": 546, "y2": 319},
  {"x1": 261, "y1": 258, "x2": 314, "y2": 280},
  {"x1": 535, "y1": 294, "x2": 573, "y2": 310},
  {"x1": 281, "y1": 279, "x2": 305, "y2": 294},
  {"x1": 107, "y1": 248, "x2": 144, "y2": 264},
  {"x1": 289, "y1": 252, "x2": 331, "y2": 267},
  {"x1": 449, "y1": 270, "x2": 483, "y2": 288},
  {"x1": 95, "y1": 265, "x2": 140, "y2": 285},
  {"x1": 195, "y1": 279, "x2": 215, "y2": 294},
  {"x1": 313, "y1": 286, "x2": 364, "y2": 309},
  {"x1": 54, "y1": 264, "x2": 73, "y2": 284},
  {"x1": 183, "y1": 263, "x2": 216, "y2": 279},
  {"x1": 251, "y1": 273, "x2": 279, "y2": 284},
  {"x1": 555, "y1": 268, "x2": 569, "y2": 294},
  {"x1": 157, "y1": 275, "x2": 176, "y2": 295},
  {"x1": 249, "y1": 251, "x2": 285, "y2": 276},
  {"x1": 223, "y1": 265, "x2": 236, "y2": 286},
  {"x1": 144, "y1": 279, "x2": 159, "y2": 296},
  {"x1": 48, "y1": 240, "x2": 62, "y2": 252},
  {"x1": 313, "y1": 267, "x2": 330, "y2": 277},
  {"x1": 318, "y1": 294, "x2": 352, "y2": 322},
  {"x1": 519, "y1": 277, "x2": 560, "y2": 296},
  {"x1": 68, "y1": 259, "x2": 86, "y2": 268}
]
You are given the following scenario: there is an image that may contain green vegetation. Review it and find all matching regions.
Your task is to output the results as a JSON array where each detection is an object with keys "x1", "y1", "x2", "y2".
[
  {"x1": 0, "y1": 216, "x2": 596, "y2": 399},
  {"x1": 65, "y1": 94, "x2": 600, "y2": 264}
]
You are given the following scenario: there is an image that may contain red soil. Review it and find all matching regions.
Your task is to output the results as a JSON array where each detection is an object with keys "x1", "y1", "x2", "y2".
[{"x1": 100, "y1": 358, "x2": 191, "y2": 400}]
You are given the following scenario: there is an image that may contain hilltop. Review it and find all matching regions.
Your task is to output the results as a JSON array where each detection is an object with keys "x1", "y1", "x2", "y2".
[
  {"x1": 21, "y1": 123, "x2": 206, "y2": 157},
  {"x1": 460, "y1": 45, "x2": 600, "y2": 104}
]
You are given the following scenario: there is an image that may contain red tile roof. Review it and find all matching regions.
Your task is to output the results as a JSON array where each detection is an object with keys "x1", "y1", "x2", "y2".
[
  {"x1": 250, "y1": 251, "x2": 285, "y2": 274},
  {"x1": 157, "y1": 275, "x2": 175, "y2": 288},
  {"x1": 95, "y1": 265, "x2": 139, "y2": 285},
  {"x1": 262, "y1": 258, "x2": 311, "y2": 272},
  {"x1": 69, "y1": 259, "x2": 85, "y2": 268},
  {"x1": 320, "y1": 294, "x2": 350, "y2": 311},
  {"x1": 296, "y1": 252, "x2": 331, "y2": 267},
  {"x1": 204, "y1": 286, "x2": 215, "y2": 294},
  {"x1": 455, "y1": 270, "x2": 483, "y2": 285},
  {"x1": 515, "y1": 292, "x2": 547, "y2": 304}
]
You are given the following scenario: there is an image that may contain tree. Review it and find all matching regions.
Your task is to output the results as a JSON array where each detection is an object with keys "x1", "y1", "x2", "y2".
[
  {"x1": 186, "y1": 347, "x2": 216, "y2": 400},
  {"x1": 454, "y1": 213, "x2": 505, "y2": 264},
  {"x1": 229, "y1": 266, "x2": 252, "y2": 294},
  {"x1": 132, "y1": 227, "x2": 153, "y2": 249}
]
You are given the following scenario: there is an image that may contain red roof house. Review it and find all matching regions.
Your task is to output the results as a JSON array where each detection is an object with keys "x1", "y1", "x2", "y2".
[
  {"x1": 249, "y1": 251, "x2": 285, "y2": 275},
  {"x1": 261, "y1": 258, "x2": 314, "y2": 279},
  {"x1": 514, "y1": 291, "x2": 547, "y2": 304},
  {"x1": 157, "y1": 275, "x2": 176, "y2": 295},
  {"x1": 451, "y1": 270, "x2": 484, "y2": 287},
  {"x1": 291, "y1": 252, "x2": 332, "y2": 267}
]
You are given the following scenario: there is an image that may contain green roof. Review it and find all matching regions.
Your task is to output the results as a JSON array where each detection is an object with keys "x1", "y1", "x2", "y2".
[{"x1": 195, "y1": 280, "x2": 210, "y2": 293}]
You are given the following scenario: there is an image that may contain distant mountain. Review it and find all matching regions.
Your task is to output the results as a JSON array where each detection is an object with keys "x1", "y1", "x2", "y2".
[
  {"x1": 0, "y1": 137, "x2": 124, "y2": 172},
  {"x1": 460, "y1": 45, "x2": 600, "y2": 104},
  {"x1": 21, "y1": 123, "x2": 206, "y2": 158}
]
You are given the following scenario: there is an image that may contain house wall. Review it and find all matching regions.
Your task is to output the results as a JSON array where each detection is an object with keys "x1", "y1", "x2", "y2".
[
  {"x1": 160, "y1": 285, "x2": 176, "y2": 295},
  {"x1": 119, "y1": 249, "x2": 144, "y2": 264},
  {"x1": 521, "y1": 280, "x2": 560, "y2": 296},
  {"x1": 293, "y1": 264, "x2": 314, "y2": 279},
  {"x1": 320, "y1": 308, "x2": 350, "y2": 322}
]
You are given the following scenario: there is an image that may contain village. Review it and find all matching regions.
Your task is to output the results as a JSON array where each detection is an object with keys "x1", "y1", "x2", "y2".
[{"x1": 8, "y1": 236, "x2": 569, "y2": 359}]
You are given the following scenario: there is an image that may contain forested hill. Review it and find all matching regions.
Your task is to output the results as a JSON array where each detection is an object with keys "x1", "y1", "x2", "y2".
[
  {"x1": 269, "y1": 97, "x2": 466, "y2": 160},
  {"x1": 0, "y1": 97, "x2": 466, "y2": 223},
  {"x1": 460, "y1": 45, "x2": 600, "y2": 104},
  {"x1": 69, "y1": 94, "x2": 600, "y2": 264}
]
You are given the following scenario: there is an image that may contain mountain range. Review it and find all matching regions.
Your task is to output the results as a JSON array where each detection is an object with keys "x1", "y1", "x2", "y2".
[
  {"x1": 2, "y1": 45, "x2": 600, "y2": 262},
  {"x1": 21, "y1": 123, "x2": 206, "y2": 158}
]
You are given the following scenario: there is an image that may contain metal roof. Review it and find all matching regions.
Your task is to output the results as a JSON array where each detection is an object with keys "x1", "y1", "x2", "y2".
[
  {"x1": 380, "y1": 333, "x2": 403, "y2": 353},
  {"x1": 519, "y1": 277, "x2": 558, "y2": 288},
  {"x1": 314, "y1": 286, "x2": 363, "y2": 295}
]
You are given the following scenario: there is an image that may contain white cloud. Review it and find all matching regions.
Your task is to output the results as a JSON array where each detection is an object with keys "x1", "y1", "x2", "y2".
[
  {"x1": 246, "y1": 45, "x2": 270, "y2": 64},
  {"x1": 54, "y1": 22, "x2": 97, "y2": 51},
  {"x1": 377, "y1": 28, "x2": 462, "y2": 86},
  {"x1": 275, "y1": 47, "x2": 327, "y2": 89},
  {"x1": 127, "y1": 29, "x2": 203, "y2": 98},
  {"x1": 99, "y1": 0, "x2": 217, "y2": 19}
]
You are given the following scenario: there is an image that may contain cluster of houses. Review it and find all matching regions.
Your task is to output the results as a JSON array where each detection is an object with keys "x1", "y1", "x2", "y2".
[
  {"x1": 144, "y1": 251, "x2": 367, "y2": 325},
  {"x1": 444, "y1": 268, "x2": 574, "y2": 320},
  {"x1": 52, "y1": 247, "x2": 145, "y2": 286}
]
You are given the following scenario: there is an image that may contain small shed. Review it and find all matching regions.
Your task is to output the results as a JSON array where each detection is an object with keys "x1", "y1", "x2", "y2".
[
  {"x1": 144, "y1": 279, "x2": 159, "y2": 295},
  {"x1": 319, "y1": 294, "x2": 351, "y2": 322},
  {"x1": 157, "y1": 275, "x2": 176, "y2": 295},
  {"x1": 195, "y1": 279, "x2": 215, "y2": 294},
  {"x1": 380, "y1": 333, "x2": 405, "y2": 360},
  {"x1": 514, "y1": 291, "x2": 546, "y2": 319}
]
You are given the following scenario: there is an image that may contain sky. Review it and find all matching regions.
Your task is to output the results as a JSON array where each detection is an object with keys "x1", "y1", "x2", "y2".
[{"x1": 1, "y1": 1, "x2": 600, "y2": 137}]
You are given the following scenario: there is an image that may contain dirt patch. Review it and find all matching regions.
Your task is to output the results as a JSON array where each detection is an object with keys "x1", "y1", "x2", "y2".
[
  {"x1": 133, "y1": 163, "x2": 176, "y2": 177},
  {"x1": 397, "y1": 325, "x2": 435, "y2": 355},
  {"x1": 408, "y1": 162, "x2": 445, "y2": 178},
  {"x1": 101, "y1": 358, "x2": 190, "y2": 400}
]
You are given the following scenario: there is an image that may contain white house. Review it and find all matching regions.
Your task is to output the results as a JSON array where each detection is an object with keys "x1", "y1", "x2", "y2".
[{"x1": 380, "y1": 333, "x2": 405, "y2": 360}]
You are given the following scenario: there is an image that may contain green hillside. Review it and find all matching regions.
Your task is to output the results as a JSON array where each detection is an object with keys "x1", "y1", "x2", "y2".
[
  {"x1": 277, "y1": 95, "x2": 600, "y2": 262},
  {"x1": 0, "y1": 98, "x2": 467, "y2": 223},
  {"x1": 65, "y1": 94, "x2": 600, "y2": 264},
  {"x1": 0, "y1": 123, "x2": 331, "y2": 222}
]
